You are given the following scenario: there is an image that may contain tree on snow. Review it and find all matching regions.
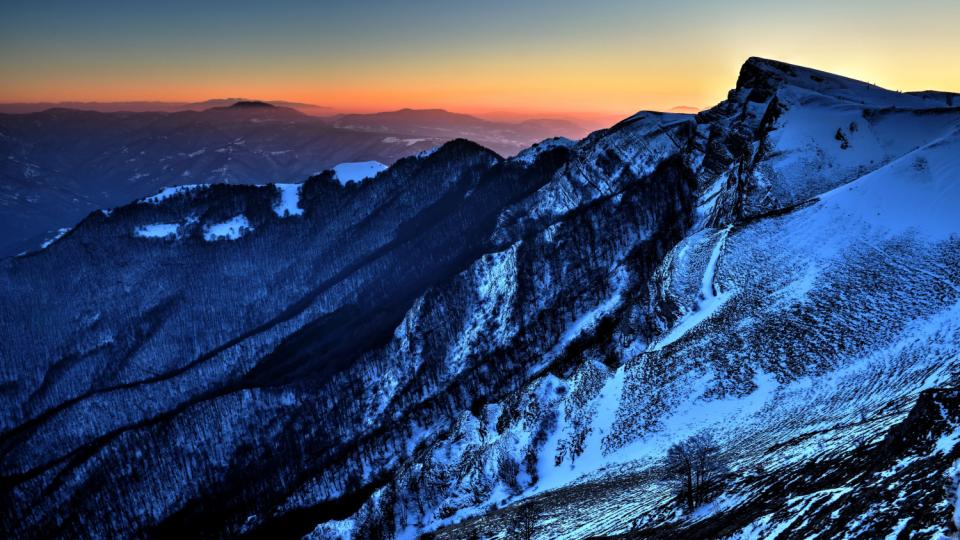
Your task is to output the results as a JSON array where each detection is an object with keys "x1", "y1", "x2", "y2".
[{"x1": 664, "y1": 432, "x2": 727, "y2": 512}]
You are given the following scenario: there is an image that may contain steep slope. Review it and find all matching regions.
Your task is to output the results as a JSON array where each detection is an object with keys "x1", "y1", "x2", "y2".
[
  {"x1": 418, "y1": 60, "x2": 960, "y2": 538},
  {"x1": 1, "y1": 58, "x2": 959, "y2": 540}
]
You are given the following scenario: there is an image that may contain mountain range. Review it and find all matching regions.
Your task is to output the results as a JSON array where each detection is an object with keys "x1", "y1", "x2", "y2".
[
  {"x1": 1, "y1": 58, "x2": 959, "y2": 539},
  {"x1": 0, "y1": 99, "x2": 335, "y2": 116},
  {"x1": 0, "y1": 103, "x2": 586, "y2": 257}
]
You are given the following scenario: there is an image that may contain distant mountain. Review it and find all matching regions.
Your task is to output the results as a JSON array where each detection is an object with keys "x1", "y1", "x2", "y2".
[
  {"x1": 329, "y1": 108, "x2": 589, "y2": 154},
  {"x1": 3, "y1": 58, "x2": 960, "y2": 539},
  {"x1": 0, "y1": 105, "x2": 591, "y2": 256},
  {"x1": 225, "y1": 100, "x2": 276, "y2": 109},
  {"x1": 0, "y1": 99, "x2": 333, "y2": 115},
  {"x1": 0, "y1": 104, "x2": 439, "y2": 256}
]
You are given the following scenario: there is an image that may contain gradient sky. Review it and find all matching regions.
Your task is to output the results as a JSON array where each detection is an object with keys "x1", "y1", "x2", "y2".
[{"x1": 1, "y1": 0, "x2": 958, "y2": 117}]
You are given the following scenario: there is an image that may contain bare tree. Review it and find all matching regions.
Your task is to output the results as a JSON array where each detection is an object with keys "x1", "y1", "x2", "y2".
[
  {"x1": 505, "y1": 503, "x2": 537, "y2": 540},
  {"x1": 664, "y1": 433, "x2": 727, "y2": 512}
]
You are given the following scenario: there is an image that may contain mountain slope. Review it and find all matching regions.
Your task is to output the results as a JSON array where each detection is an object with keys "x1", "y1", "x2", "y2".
[
  {"x1": 1, "y1": 58, "x2": 959, "y2": 540},
  {"x1": 421, "y1": 58, "x2": 960, "y2": 538}
]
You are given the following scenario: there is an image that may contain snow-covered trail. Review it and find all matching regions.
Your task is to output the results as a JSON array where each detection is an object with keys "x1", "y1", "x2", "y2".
[
  {"x1": 701, "y1": 225, "x2": 731, "y2": 298},
  {"x1": 650, "y1": 226, "x2": 732, "y2": 352}
]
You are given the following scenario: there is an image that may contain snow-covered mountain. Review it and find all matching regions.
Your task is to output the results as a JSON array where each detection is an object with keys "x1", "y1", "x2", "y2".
[{"x1": 1, "y1": 58, "x2": 958, "y2": 539}]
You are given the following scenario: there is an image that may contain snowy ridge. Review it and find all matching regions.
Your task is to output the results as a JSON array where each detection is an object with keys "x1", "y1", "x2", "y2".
[
  {"x1": 513, "y1": 137, "x2": 575, "y2": 165},
  {"x1": 39, "y1": 227, "x2": 71, "y2": 249},
  {"x1": 141, "y1": 183, "x2": 210, "y2": 204}
]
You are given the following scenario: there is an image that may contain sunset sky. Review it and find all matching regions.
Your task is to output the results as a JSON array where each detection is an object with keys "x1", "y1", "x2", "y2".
[{"x1": 2, "y1": 0, "x2": 958, "y2": 119}]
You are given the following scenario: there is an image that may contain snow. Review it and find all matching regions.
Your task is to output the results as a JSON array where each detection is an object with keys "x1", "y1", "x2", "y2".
[
  {"x1": 416, "y1": 146, "x2": 440, "y2": 159},
  {"x1": 134, "y1": 223, "x2": 180, "y2": 239},
  {"x1": 40, "y1": 227, "x2": 70, "y2": 249},
  {"x1": 746, "y1": 58, "x2": 937, "y2": 110},
  {"x1": 332, "y1": 161, "x2": 387, "y2": 185},
  {"x1": 513, "y1": 137, "x2": 575, "y2": 164},
  {"x1": 272, "y1": 183, "x2": 303, "y2": 217},
  {"x1": 650, "y1": 226, "x2": 732, "y2": 351},
  {"x1": 142, "y1": 184, "x2": 209, "y2": 204},
  {"x1": 531, "y1": 363, "x2": 779, "y2": 499},
  {"x1": 527, "y1": 266, "x2": 628, "y2": 376},
  {"x1": 536, "y1": 362, "x2": 627, "y2": 493},
  {"x1": 815, "y1": 129, "x2": 960, "y2": 241},
  {"x1": 202, "y1": 215, "x2": 252, "y2": 241},
  {"x1": 950, "y1": 460, "x2": 960, "y2": 530},
  {"x1": 688, "y1": 492, "x2": 748, "y2": 522},
  {"x1": 935, "y1": 426, "x2": 960, "y2": 455},
  {"x1": 306, "y1": 517, "x2": 355, "y2": 539},
  {"x1": 885, "y1": 517, "x2": 911, "y2": 540}
]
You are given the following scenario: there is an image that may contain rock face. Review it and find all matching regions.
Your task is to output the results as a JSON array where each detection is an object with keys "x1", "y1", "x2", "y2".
[{"x1": 2, "y1": 58, "x2": 960, "y2": 539}]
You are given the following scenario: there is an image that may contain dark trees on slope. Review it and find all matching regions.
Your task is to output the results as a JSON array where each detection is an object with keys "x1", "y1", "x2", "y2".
[
  {"x1": 505, "y1": 503, "x2": 537, "y2": 540},
  {"x1": 664, "y1": 433, "x2": 727, "y2": 512}
]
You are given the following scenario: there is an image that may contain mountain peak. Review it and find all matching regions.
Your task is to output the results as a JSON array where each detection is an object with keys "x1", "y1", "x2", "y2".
[
  {"x1": 736, "y1": 57, "x2": 804, "y2": 91},
  {"x1": 426, "y1": 137, "x2": 502, "y2": 161},
  {"x1": 734, "y1": 56, "x2": 933, "y2": 108},
  {"x1": 229, "y1": 100, "x2": 274, "y2": 108}
]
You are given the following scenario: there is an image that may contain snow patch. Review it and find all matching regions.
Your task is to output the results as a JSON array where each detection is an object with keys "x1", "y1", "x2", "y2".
[
  {"x1": 202, "y1": 215, "x2": 252, "y2": 241},
  {"x1": 272, "y1": 183, "x2": 304, "y2": 217},
  {"x1": 134, "y1": 223, "x2": 180, "y2": 239},
  {"x1": 332, "y1": 161, "x2": 387, "y2": 185},
  {"x1": 40, "y1": 228, "x2": 71, "y2": 249}
]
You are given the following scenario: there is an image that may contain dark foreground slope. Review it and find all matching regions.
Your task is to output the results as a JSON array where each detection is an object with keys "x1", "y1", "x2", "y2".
[{"x1": 2, "y1": 58, "x2": 960, "y2": 539}]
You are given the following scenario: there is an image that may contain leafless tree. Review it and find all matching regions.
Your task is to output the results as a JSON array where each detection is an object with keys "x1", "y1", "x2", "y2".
[
  {"x1": 505, "y1": 503, "x2": 537, "y2": 540},
  {"x1": 664, "y1": 432, "x2": 727, "y2": 511}
]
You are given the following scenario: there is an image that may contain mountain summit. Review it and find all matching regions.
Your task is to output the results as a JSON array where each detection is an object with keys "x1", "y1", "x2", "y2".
[
  {"x1": 2, "y1": 58, "x2": 959, "y2": 539},
  {"x1": 228, "y1": 100, "x2": 275, "y2": 108}
]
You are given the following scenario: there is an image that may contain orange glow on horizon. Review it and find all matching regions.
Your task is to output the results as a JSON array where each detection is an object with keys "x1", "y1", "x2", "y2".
[{"x1": 3, "y1": 2, "x2": 959, "y2": 122}]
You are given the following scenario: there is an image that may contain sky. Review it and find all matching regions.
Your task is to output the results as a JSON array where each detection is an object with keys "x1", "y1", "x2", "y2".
[{"x1": 1, "y1": 0, "x2": 958, "y2": 120}]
